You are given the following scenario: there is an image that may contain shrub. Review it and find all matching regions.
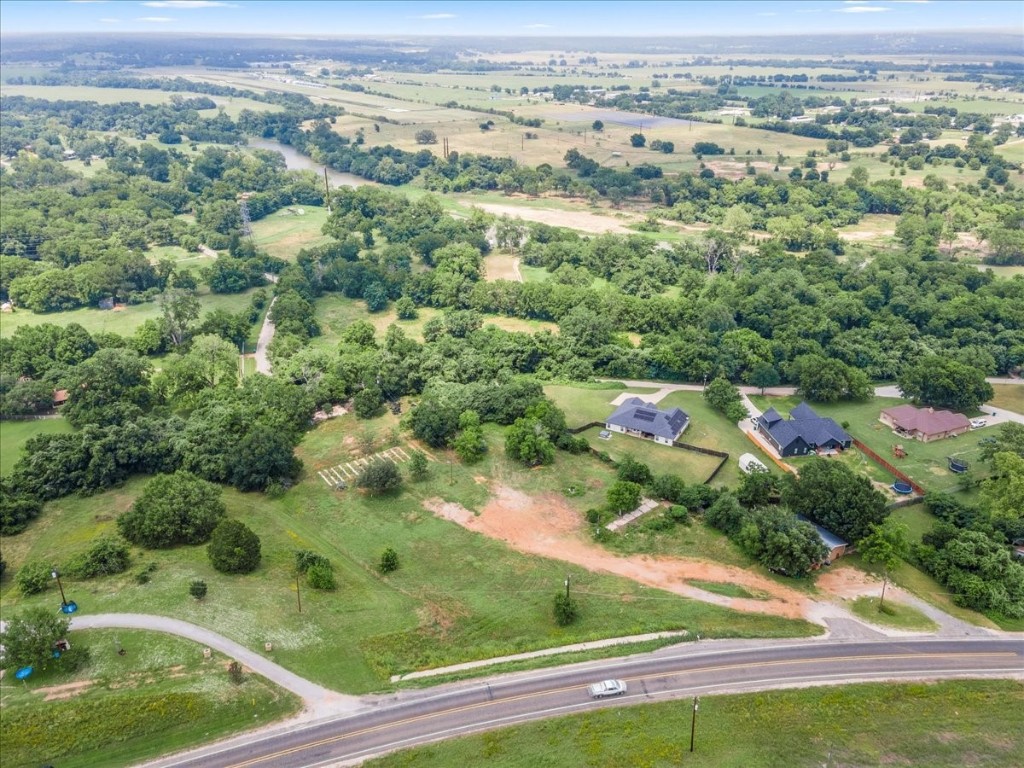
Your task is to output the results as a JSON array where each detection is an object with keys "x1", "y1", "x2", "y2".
[
  {"x1": 357, "y1": 458, "x2": 403, "y2": 495},
  {"x1": 207, "y1": 520, "x2": 261, "y2": 574},
  {"x1": 307, "y1": 562, "x2": 337, "y2": 590},
  {"x1": 65, "y1": 537, "x2": 131, "y2": 579},
  {"x1": 379, "y1": 547, "x2": 400, "y2": 574},
  {"x1": 16, "y1": 560, "x2": 51, "y2": 595},
  {"x1": 408, "y1": 451, "x2": 429, "y2": 481},
  {"x1": 227, "y1": 660, "x2": 244, "y2": 684},
  {"x1": 617, "y1": 455, "x2": 653, "y2": 485},
  {"x1": 189, "y1": 579, "x2": 208, "y2": 600},
  {"x1": 295, "y1": 550, "x2": 331, "y2": 573}
]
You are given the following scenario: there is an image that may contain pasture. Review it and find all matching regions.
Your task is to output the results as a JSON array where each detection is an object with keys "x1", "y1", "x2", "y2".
[
  {"x1": 0, "y1": 417, "x2": 74, "y2": 474},
  {"x1": 250, "y1": 205, "x2": 333, "y2": 261}
]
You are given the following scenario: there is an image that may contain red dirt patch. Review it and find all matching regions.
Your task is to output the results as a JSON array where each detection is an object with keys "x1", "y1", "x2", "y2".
[
  {"x1": 37, "y1": 679, "x2": 95, "y2": 701},
  {"x1": 425, "y1": 487, "x2": 809, "y2": 620}
]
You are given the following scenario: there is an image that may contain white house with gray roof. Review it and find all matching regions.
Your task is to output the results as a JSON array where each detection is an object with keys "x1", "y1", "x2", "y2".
[{"x1": 605, "y1": 398, "x2": 689, "y2": 445}]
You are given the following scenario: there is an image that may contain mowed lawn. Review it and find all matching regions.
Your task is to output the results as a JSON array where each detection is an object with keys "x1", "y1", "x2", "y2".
[
  {"x1": 250, "y1": 205, "x2": 333, "y2": 261},
  {"x1": 989, "y1": 383, "x2": 1024, "y2": 414},
  {"x1": 0, "y1": 629, "x2": 298, "y2": 768},
  {"x1": 364, "y1": 680, "x2": 1024, "y2": 768},
  {"x1": 1, "y1": 415, "x2": 817, "y2": 694},
  {"x1": 747, "y1": 395, "x2": 993, "y2": 495},
  {"x1": 0, "y1": 417, "x2": 74, "y2": 474},
  {"x1": 577, "y1": 426, "x2": 723, "y2": 485}
]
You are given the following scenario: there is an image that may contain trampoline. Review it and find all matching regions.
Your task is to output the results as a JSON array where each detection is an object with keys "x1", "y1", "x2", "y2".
[
  {"x1": 891, "y1": 481, "x2": 913, "y2": 495},
  {"x1": 948, "y1": 457, "x2": 969, "y2": 473}
]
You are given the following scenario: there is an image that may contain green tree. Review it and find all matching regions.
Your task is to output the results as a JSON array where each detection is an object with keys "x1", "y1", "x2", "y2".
[
  {"x1": 159, "y1": 287, "x2": 201, "y2": 347},
  {"x1": 553, "y1": 591, "x2": 579, "y2": 626},
  {"x1": 453, "y1": 410, "x2": 487, "y2": 464},
  {"x1": 898, "y1": 356, "x2": 994, "y2": 412},
  {"x1": 408, "y1": 450, "x2": 429, "y2": 481},
  {"x1": 736, "y1": 471, "x2": 781, "y2": 509},
  {"x1": 980, "y1": 423, "x2": 1024, "y2": 463},
  {"x1": 782, "y1": 458, "x2": 889, "y2": 544},
  {"x1": 703, "y1": 377, "x2": 749, "y2": 423},
  {"x1": 607, "y1": 480, "x2": 642, "y2": 515},
  {"x1": 307, "y1": 562, "x2": 337, "y2": 590},
  {"x1": 0, "y1": 607, "x2": 70, "y2": 671},
  {"x1": 736, "y1": 508, "x2": 828, "y2": 578},
  {"x1": 859, "y1": 520, "x2": 910, "y2": 610},
  {"x1": 630, "y1": 133, "x2": 646, "y2": 148},
  {"x1": 353, "y1": 386, "x2": 384, "y2": 419},
  {"x1": 414, "y1": 129, "x2": 438, "y2": 145},
  {"x1": 228, "y1": 425, "x2": 301, "y2": 492},
  {"x1": 394, "y1": 296, "x2": 417, "y2": 320},
  {"x1": 980, "y1": 452, "x2": 1024, "y2": 522},
  {"x1": 65, "y1": 536, "x2": 131, "y2": 579},
  {"x1": 617, "y1": 455, "x2": 653, "y2": 486},
  {"x1": 62, "y1": 348, "x2": 153, "y2": 428},
  {"x1": 749, "y1": 362, "x2": 781, "y2": 395},
  {"x1": 505, "y1": 416, "x2": 555, "y2": 467},
  {"x1": 379, "y1": 547, "x2": 400, "y2": 573},
  {"x1": 117, "y1": 472, "x2": 226, "y2": 549},
  {"x1": 189, "y1": 579, "x2": 208, "y2": 600},
  {"x1": 356, "y1": 458, "x2": 402, "y2": 495},
  {"x1": 591, "y1": 120, "x2": 604, "y2": 132},
  {"x1": 207, "y1": 519, "x2": 261, "y2": 574}
]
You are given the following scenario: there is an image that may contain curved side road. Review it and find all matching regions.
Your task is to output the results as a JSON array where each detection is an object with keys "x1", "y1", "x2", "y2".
[
  {"x1": 145, "y1": 637, "x2": 1024, "y2": 768},
  {"x1": 70, "y1": 614, "x2": 363, "y2": 716}
]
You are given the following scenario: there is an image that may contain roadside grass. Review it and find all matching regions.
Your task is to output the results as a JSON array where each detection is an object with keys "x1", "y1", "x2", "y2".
[
  {"x1": 0, "y1": 629, "x2": 299, "y2": 768},
  {"x1": 250, "y1": 205, "x2": 332, "y2": 261},
  {"x1": 746, "y1": 395, "x2": 992, "y2": 495},
  {"x1": 604, "y1": 517, "x2": 755, "y2": 569},
  {"x1": 988, "y1": 383, "x2": 1024, "y2": 414},
  {"x1": 0, "y1": 417, "x2": 74, "y2": 474},
  {"x1": 0, "y1": 287, "x2": 260, "y2": 340},
  {"x1": 890, "y1": 559, "x2": 1000, "y2": 630},
  {"x1": 848, "y1": 596, "x2": 939, "y2": 632},
  {"x1": 1, "y1": 417, "x2": 818, "y2": 694},
  {"x1": 394, "y1": 636, "x2": 692, "y2": 689},
  {"x1": 364, "y1": 680, "x2": 1024, "y2": 768}
]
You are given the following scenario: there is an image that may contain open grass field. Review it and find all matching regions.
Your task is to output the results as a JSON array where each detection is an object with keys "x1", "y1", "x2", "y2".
[
  {"x1": 0, "y1": 287, "x2": 259, "y2": 340},
  {"x1": 988, "y1": 383, "x2": 1024, "y2": 413},
  {"x1": 0, "y1": 415, "x2": 817, "y2": 694},
  {"x1": 747, "y1": 395, "x2": 993, "y2": 495},
  {"x1": 0, "y1": 628, "x2": 298, "y2": 768},
  {"x1": 0, "y1": 417, "x2": 74, "y2": 475},
  {"x1": 365, "y1": 680, "x2": 1024, "y2": 768},
  {"x1": 250, "y1": 205, "x2": 333, "y2": 261}
]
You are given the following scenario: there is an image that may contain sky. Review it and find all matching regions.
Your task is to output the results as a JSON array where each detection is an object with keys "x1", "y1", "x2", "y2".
[{"x1": 0, "y1": 0, "x2": 1021, "y2": 37}]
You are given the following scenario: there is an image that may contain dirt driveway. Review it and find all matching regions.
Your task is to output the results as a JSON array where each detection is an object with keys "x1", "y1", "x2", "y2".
[{"x1": 425, "y1": 486, "x2": 810, "y2": 620}]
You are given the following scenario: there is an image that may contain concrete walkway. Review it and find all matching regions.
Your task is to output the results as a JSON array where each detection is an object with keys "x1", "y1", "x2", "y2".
[
  {"x1": 390, "y1": 630, "x2": 690, "y2": 682},
  {"x1": 71, "y1": 613, "x2": 363, "y2": 716},
  {"x1": 606, "y1": 498, "x2": 660, "y2": 531}
]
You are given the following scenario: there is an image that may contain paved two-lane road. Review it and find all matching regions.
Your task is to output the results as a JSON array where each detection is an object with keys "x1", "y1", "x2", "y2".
[{"x1": 150, "y1": 637, "x2": 1023, "y2": 768}]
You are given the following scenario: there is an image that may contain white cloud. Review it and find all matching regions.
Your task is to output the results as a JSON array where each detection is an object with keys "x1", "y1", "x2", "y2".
[
  {"x1": 142, "y1": 1, "x2": 236, "y2": 8},
  {"x1": 136, "y1": 16, "x2": 175, "y2": 22},
  {"x1": 417, "y1": 13, "x2": 457, "y2": 19},
  {"x1": 837, "y1": 5, "x2": 891, "y2": 11},
  {"x1": 524, "y1": 23, "x2": 551, "y2": 28}
]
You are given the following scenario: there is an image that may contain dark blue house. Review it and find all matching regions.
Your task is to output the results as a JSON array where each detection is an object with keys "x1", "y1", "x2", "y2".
[{"x1": 755, "y1": 402, "x2": 851, "y2": 458}]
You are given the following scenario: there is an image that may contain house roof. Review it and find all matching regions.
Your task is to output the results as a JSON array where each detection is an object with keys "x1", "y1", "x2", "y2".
[
  {"x1": 607, "y1": 397, "x2": 689, "y2": 441},
  {"x1": 881, "y1": 405, "x2": 969, "y2": 436},
  {"x1": 797, "y1": 515, "x2": 849, "y2": 551},
  {"x1": 756, "y1": 401, "x2": 850, "y2": 449}
]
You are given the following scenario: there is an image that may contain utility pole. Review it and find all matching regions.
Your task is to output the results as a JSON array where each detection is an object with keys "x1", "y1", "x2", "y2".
[
  {"x1": 564, "y1": 574, "x2": 571, "y2": 600},
  {"x1": 323, "y1": 167, "x2": 331, "y2": 212},
  {"x1": 52, "y1": 569, "x2": 68, "y2": 606},
  {"x1": 690, "y1": 696, "x2": 700, "y2": 752},
  {"x1": 295, "y1": 571, "x2": 302, "y2": 614}
]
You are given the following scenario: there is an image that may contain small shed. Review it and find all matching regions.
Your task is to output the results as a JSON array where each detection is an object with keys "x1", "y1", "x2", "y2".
[
  {"x1": 797, "y1": 515, "x2": 849, "y2": 563},
  {"x1": 52, "y1": 389, "x2": 69, "y2": 407}
]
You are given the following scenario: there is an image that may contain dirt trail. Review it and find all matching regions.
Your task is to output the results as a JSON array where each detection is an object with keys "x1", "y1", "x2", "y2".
[{"x1": 425, "y1": 486, "x2": 810, "y2": 620}]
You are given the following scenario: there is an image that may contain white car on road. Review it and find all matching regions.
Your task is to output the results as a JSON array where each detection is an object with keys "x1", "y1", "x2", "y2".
[
  {"x1": 970, "y1": 418, "x2": 987, "y2": 429},
  {"x1": 588, "y1": 679, "x2": 627, "y2": 698}
]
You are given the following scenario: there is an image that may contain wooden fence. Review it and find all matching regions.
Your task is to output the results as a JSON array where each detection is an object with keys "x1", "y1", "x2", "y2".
[{"x1": 852, "y1": 438, "x2": 927, "y2": 496}]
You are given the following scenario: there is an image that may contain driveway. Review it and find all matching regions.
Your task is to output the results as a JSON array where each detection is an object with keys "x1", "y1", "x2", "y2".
[{"x1": 253, "y1": 296, "x2": 277, "y2": 375}]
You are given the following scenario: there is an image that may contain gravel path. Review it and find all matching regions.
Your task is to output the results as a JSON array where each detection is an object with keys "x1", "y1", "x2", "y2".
[
  {"x1": 71, "y1": 613, "x2": 363, "y2": 716},
  {"x1": 253, "y1": 296, "x2": 277, "y2": 375}
]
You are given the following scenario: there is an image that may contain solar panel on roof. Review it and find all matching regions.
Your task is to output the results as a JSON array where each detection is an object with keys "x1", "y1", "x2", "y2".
[{"x1": 633, "y1": 410, "x2": 657, "y2": 422}]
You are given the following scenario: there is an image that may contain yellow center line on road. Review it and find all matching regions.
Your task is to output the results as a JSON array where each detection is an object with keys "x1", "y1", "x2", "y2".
[{"x1": 226, "y1": 651, "x2": 1019, "y2": 768}]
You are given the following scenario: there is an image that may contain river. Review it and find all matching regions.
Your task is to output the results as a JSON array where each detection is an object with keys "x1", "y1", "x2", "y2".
[{"x1": 248, "y1": 138, "x2": 374, "y2": 188}]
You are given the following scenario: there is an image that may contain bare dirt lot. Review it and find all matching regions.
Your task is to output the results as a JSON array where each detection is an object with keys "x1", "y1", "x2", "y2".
[
  {"x1": 460, "y1": 201, "x2": 638, "y2": 234},
  {"x1": 425, "y1": 486, "x2": 810, "y2": 620}
]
